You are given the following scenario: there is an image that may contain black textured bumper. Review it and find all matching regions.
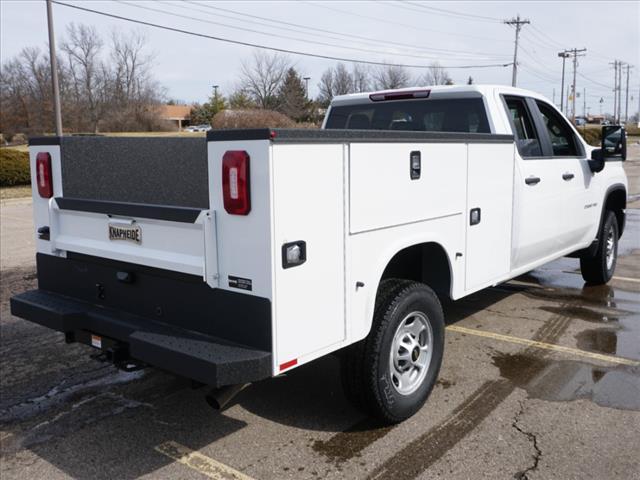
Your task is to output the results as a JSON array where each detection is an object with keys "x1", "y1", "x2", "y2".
[{"x1": 10, "y1": 289, "x2": 272, "y2": 388}]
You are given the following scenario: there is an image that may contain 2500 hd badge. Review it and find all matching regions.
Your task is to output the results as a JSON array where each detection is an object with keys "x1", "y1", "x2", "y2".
[{"x1": 108, "y1": 223, "x2": 142, "y2": 244}]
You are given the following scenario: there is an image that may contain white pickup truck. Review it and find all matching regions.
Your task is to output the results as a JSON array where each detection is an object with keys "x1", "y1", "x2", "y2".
[{"x1": 11, "y1": 85, "x2": 628, "y2": 423}]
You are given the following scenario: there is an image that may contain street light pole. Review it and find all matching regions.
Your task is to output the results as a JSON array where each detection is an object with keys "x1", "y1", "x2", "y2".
[
  {"x1": 303, "y1": 76, "x2": 310, "y2": 99},
  {"x1": 558, "y1": 51, "x2": 570, "y2": 114},
  {"x1": 212, "y1": 84, "x2": 219, "y2": 103},
  {"x1": 46, "y1": 0, "x2": 63, "y2": 136}
]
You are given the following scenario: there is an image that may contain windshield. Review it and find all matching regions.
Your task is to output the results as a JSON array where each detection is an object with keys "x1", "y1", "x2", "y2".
[{"x1": 325, "y1": 98, "x2": 490, "y2": 133}]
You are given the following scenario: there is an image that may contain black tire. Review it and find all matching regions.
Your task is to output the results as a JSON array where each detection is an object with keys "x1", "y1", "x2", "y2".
[
  {"x1": 340, "y1": 279, "x2": 445, "y2": 423},
  {"x1": 580, "y1": 210, "x2": 619, "y2": 285}
]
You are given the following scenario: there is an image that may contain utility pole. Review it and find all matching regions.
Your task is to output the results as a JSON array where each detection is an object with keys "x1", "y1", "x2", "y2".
[
  {"x1": 583, "y1": 87, "x2": 586, "y2": 119},
  {"x1": 558, "y1": 51, "x2": 570, "y2": 114},
  {"x1": 624, "y1": 64, "x2": 631, "y2": 123},
  {"x1": 46, "y1": 0, "x2": 63, "y2": 136},
  {"x1": 504, "y1": 15, "x2": 530, "y2": 87},
  {"x1": 611, "y1": 61, "x2": 618, "y2": 123},
  {"x1": 617, "y1": 62, "x2": 623, "y2": 122},
  {"x1": 565, "y1": 48, "x2": 586, "y2": 123}
]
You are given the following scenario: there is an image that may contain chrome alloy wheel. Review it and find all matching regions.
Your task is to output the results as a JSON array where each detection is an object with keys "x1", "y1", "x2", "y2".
[
  {"x1": 605, "y1": 225, "x2": 616, "y2": 271},
  {"x1": 389, "y1": 311, "x2": 433, "y2": 395}
]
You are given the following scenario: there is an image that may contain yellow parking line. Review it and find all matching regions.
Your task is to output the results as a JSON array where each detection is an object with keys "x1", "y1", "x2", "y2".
[
  {"x1": 612, "y1": 275, "x2": 640, "y2": 284},
  {"x1": 446, "y1": 325, "x2": 640, "y2": 367},
  {"x1": 155, "y1": 441, "x2": 254, "y2": 480}
]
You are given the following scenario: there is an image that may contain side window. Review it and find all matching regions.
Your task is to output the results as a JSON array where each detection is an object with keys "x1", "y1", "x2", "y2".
[
  {"x1": 504, "y1": 97, "x2": 542, "y2": 158},
  {"x1": 535, "y1": 101, "x2": 580, "y2": 157}
]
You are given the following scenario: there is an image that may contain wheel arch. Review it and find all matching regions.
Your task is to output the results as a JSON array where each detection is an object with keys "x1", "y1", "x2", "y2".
[
  {"x1": 378, "y1": 241, "x2": 454, "y2": 300},
  {"x1": 602, "y1": 183, "x2": 626, "y2": 237}
]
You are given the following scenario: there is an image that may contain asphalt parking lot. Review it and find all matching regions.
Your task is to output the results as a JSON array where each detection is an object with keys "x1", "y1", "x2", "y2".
[{"x1": 1, "y1": 149, "x2": 639, "y2": 480}]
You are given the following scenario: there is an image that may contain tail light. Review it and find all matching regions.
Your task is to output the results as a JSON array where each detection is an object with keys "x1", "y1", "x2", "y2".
[
  {"x1": 36, "y1": 152, "x2": 53, "y2": 198},
  {"x1": 222, "y1": 150, "x2": 251, "y2": 215}
]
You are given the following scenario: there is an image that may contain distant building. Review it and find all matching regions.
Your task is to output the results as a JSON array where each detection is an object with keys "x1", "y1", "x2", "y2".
[
  {"x1": 158, "y1": 104, "x2": 192, "y2": 131},
  {"x1": 586, "y1": 114, "x2": 605, "y2": 124}
]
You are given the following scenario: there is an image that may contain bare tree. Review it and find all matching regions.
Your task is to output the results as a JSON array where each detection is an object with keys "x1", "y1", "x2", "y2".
[
  {"x1": 108, "y1": 30, "x2": 164, "y2": 130},
  {"x1": 316, "y1": 63, "x2": 357, "y2": 106},
  {"x1": 373, "y1": 64, "x2": 412, "y2": 90},
  {"x1": 0, "y1": 47, "x2": 57, "y2": 134},
  {"x1": 421, "y1": 62, "x2": 453, "y2": 86},
  {"x1": 61, "y1": 23, "x2": 108, "y2": 132},
  {"x1": 1, "y1": 23, "x2": 166, "y2": 135},
  {"x1": 240, "y1": 51, "x2": 290, "y2": 109},
  {"x1": 333, "y1": 63, "x2": 353, "y2": 96},
  {"x1": 317, "y1": 68, "x2": 335, "y2": 107},
  {"x1": 351, "y1": 63, "x2": 370, "y2": 93}
]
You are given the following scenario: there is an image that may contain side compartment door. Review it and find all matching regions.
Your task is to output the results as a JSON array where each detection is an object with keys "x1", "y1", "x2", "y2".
[
  {"x1": 465, "y1": 142, "x2": 514, "y2": 290},
  {"x1": 272, "y1": 144, "x2": 346, "y2": 367},
  {"x1": 503, "y1": 96, "x2": 566, "y2": 269}
]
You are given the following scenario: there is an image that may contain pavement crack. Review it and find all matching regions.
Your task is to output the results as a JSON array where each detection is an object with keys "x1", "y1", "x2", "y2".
[{"x1": 512, "y1": 400, "x2": 541, "y2": 480}]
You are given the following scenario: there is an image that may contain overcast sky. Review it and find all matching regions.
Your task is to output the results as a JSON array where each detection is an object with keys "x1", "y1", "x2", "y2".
[{"x1": 1, "y1": 0, "x2": 638, "y2": 116}]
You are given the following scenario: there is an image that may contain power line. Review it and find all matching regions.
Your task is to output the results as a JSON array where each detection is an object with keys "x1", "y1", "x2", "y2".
[
  {"x1": 520, "y1": 63, "x2": 560, "y2": 84},
  {"x1": 399, "y1": 1, "x2": 501, "y2": 23},
  {"x1": 301, "y1": 1, "x2": 511, "y2": 44},
  {"x1": 51, "y1": 1, "x2": 511, "y2": 70},
  {"x1": 519, "y1": 45, "x2": 561, "y2": 80},
  {"x1": 175, "y1": 0, "x2": 510, "y2": 60},
  {"x1": 520, "y1": 30, "x2": 559, "y2": 51},
  {"x1": 122, "y1": 0, "x2": 483, "y2": 62},
  {"x1": 577, "y1": 72, "x2": 612, "y2": 90},
  {"x1": 529, "y1": 25, "x2": 564, "y2": 49}
]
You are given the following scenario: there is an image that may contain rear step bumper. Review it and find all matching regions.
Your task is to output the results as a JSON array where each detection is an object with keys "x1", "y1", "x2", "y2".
[{"x1": 10, "y1": 289, "x2": 272, "y2": 388}]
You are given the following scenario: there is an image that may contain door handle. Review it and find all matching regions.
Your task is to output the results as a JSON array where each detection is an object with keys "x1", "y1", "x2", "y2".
[
  {"x1": 562, "y1": 172, "x2": 575, "y2": 181},
  {"x1": 525, "y1": 176, "x2": 541, "y2": 185}
]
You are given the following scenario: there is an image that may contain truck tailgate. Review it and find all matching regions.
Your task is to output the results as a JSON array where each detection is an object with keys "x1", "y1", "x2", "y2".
[
  {"x1": 31, "y1": 136, "x2": 218, "y2": 286},
  {"x1": 48, "y1": 197, "x2": 217, "y2": 281}
]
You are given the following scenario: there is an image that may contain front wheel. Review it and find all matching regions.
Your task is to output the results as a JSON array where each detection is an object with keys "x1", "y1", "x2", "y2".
[
  {"x1": 340, "y1": 279, "x2": 445, "y2": 423},
  {"x1": 580, "y1": 210, "x2": 619, "y2": 285}
]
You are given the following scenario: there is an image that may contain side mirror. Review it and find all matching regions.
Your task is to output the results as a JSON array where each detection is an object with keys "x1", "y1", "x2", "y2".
[
  {"x1": 601, "y1": 125, "x2": 627, "y2": 161},
  {"x1": 588, "y1": 148, "x2": 605, "y2": 173}
]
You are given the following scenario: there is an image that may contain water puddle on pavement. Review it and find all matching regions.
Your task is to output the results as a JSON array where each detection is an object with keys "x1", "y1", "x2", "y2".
[
  {"x1": 492, "y1": 352, "x2": 640, "y2": 411},
  {"x1": 500, "y1": 265, "x2": 640, "y2": 411}
]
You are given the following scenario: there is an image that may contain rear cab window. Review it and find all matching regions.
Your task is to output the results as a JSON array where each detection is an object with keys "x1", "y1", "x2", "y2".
[{"x1": 325, "y1": 98, "x2": 490, "y2": 133}]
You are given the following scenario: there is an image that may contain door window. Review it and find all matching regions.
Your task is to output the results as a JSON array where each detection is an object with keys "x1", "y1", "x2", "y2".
[
  {"x1": 535, "y1": 101, "x2": 581, "y2": 157},
  {"x1": 504, "y1": 97, "x2": 542, "y2": 157}
]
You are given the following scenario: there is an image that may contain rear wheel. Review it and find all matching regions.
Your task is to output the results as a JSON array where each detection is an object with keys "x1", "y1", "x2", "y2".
[
  {"x1": 580, "y1": 210, "x2": 619, "y2": 285},
  {"x1": 340, "y1": 279, "x2": 444, "y2": 423}
]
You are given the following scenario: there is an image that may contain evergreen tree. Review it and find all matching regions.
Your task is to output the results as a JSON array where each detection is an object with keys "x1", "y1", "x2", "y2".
[
  {"x1": 276, "y1": 67, "x2": 311, "y2": 122},
  {"x1": 190, "y1": 86, "x2": 226, "y2": 124}
]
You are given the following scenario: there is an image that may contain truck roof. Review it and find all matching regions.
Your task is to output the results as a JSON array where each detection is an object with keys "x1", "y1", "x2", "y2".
[{"x1": 330, "y1": 84, "x2": 547, "y2": 106}]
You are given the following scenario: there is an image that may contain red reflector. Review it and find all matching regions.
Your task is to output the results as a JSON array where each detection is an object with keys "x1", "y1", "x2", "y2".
[
  {"x1": 222, "y1": 150, "x2": 251, "y2": 215},
  {"x1": 36, "y1": 152, "x2": 53, "y2": 198},
  {"x1": 279, "y1": 359, "x2": 298, "y2": 371},
  {"x1": 369, "y1": 89, "x2": 431, "y2": 102}
]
